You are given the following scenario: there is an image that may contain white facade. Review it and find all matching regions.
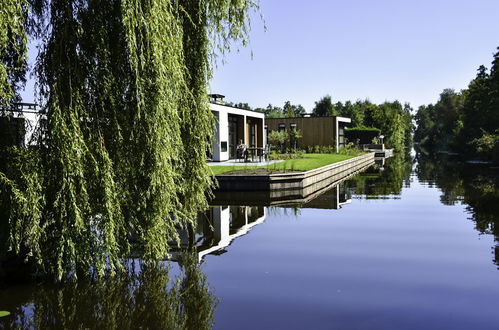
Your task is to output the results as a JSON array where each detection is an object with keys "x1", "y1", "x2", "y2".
[{"x1": 210, "y1": 103, "x2": 266, "y2": 161}]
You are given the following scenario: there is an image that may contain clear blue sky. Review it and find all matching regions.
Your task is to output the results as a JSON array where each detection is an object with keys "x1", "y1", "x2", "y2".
[{"x1": 209, "y1": 0, "x2": 499, "y2": 111}]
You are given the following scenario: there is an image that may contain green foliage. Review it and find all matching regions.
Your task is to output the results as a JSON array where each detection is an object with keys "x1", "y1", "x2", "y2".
[
  {"x1": 0, "y1": 1, "x2": 258, "y2": 281},
  {"x1": 415, "y1": 47, "x2": 499, "y2": 162},
  {"x1": 415, "y1": 89, "x2": 465, "y2": 150},
  {"x1": 310, "y1": 96, "x2": 413, "y2": 151},
  {"x1": 338, "y1": 142, "x2": 364, "y2": 156},
  {"x1": 262, "y1": 104, "x2": 284, "y2": 118},
  {"x1": 268, "y1": 150, "x2": 304, "y2": 160},
  {"x1": 305, "y1": 145, "x2": 336, "y2": 154},
  {"x1": 346, "y1": 152, "x2": 413, "y2": 197},
  {"x1": 345, "y1": 126, "x2": 381, "y2": 133},
  {"x1": 0, "y1": 311, "x2": 9, "y2": 318},
  {"x1": 470, "y1": 130, "x2": 499, "y2": 163},
  {"x1": 345, "y1": 126, "x2": 381, "y2": 145},
  {"x1": 0, "y1": 0, "x2": 28, "y2": 105},
  {"x1": 253, "y1": 101, "x2": 306, "y2": 118},
  {"x1": 336, "y1": 100, "x2": 366, "y2": 126},
  {"x1": 415, "y1": 150, "x2": 499, "y2": 266},
  {"x1": 0, "y1": 256, "x2": 217, "y2": 329},
  {"x1": 267, "y1": 130, "x2": 288, "y2": 151},
  {"x1": 302, "y1": 144, "x2": 363, "y2": 156},
  {"x1": 312, "y1": 95, "x2": 335, "y2": 117},
  {"x1": 288, "y1": 128, "x2": 302, "y2": 150},
  {"x1": 283, "y1": 101, "x2": 306, "y2": 117}
]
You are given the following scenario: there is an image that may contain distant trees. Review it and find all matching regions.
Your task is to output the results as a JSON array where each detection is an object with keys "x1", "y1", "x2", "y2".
[
  {"x1": 283, "y1": 101, "x2": 306, "y2": 118},
  {"x1": 312, "y1": 95, "x2": 335, "y2": 117},
  {"x1": 230, "y1": 100, "x2": 307, "y2": 118},
  {"x1": 312, "y1": 95, "x2": 414, "y2": 151},
  {"x1": 229, "y1": 94, "x2": 415, "y2": 152},
  {"x1": 414, "y1": 89, "x2": 465, "y2": 150},
  {"x1": 414, "y1": 47, "x2": 499, "y2": 163}
]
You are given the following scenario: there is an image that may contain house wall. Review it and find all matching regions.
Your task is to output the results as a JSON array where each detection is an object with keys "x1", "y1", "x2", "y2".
[
  {"x1": 266, "y1": 116, "x2": 351, "y2": 150},
  {"x1": 210, "y1": 103, "x2": 265, "y2": 161}
]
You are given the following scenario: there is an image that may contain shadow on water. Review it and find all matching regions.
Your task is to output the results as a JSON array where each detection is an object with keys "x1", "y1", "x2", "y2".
[
  {"x1": 416, "y1": 148, "x2": 499, "y2": 268},
  {"x1": 0, "y1": 255, "x2": 217, "y2": 329}
]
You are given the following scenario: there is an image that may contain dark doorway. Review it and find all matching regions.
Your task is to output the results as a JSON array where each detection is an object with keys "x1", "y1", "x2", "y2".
[{"x1": 228, "y1": 115, "x2": 239, "y2": 159}]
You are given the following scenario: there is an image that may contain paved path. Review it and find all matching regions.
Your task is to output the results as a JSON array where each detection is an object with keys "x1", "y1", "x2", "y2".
[{"x1": 207, "y1": 159, "x2": 284, "y2": 166}]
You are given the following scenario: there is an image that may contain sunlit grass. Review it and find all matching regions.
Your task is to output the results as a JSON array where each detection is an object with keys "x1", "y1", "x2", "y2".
[{"x1": 209, "y1": 153, "x2": 358, "y2": 175}]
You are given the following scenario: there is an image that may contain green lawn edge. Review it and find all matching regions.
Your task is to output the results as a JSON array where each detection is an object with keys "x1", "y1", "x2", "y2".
[{"x1": 209, "y1": 153, "x2": 361, "y2": 175}]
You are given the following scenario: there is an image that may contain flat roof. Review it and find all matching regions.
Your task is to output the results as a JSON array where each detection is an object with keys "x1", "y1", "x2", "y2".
[
  {"x1": 209, "y1": 103, "x2": 265, "y2": 118},
  {"x1": 266, "y1": 116, "x2": 351, "y2": 121}
]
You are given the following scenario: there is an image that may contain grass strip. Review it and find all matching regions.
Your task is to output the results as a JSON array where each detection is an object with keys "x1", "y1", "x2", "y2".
[{"x1": 209, "y1": 153, "x2": 359, "y2": 175}]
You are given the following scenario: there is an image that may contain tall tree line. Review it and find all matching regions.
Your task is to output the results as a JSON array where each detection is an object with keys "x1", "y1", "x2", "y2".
[
  {"x1": 414, "y1": 47, "x2": 499, "y2": 163},
  {"x1": 312, "y1": 96, "x2": 414, "y2": 151},
  {"x1": 226, "y1": 100, "x2": 307, "y2": 118},
  {"x1": 227, "y1": 95, "x2": 414, "y2": 151}
]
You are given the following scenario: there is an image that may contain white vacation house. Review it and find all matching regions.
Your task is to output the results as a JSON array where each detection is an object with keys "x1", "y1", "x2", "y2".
[{"x1": 209, "y1": 94, "x2": 266, "y2": 161}]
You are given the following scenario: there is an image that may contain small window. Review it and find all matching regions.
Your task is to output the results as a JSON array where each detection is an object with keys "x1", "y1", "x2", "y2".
[
  {"x1": 290, "y1": 123, "x2": 297, "y2": 130},
  {"x1": 278, "y1": 123, "x2": 286, "y2": 132},
  {"x1": 221, "y1": 141, "x2": 227, "y2": 152}
]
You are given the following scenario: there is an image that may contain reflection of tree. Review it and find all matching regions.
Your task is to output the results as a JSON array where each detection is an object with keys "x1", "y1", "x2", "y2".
[
  {"x1": 0, "y1": 256, "x2": 217, "y2": 329},
  {"x1": 416, "y1": 149, "x2": 499, "y2": 268},
  {"x1": 345, "y1": 153, "x2": 413, "y2": 198}
]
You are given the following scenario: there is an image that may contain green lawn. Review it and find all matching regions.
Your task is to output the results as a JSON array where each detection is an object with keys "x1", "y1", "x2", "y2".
[{"x1": 209, "y1": 153, "x2": 358, "y2": 175}]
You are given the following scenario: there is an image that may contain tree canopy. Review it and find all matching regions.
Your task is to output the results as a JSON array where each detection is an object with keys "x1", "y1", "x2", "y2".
[
  {"x1": 312, "y1": 95, "x2": 335, "y2": 117},
  {"x1": 414, "y1": 47, "x2": 499, "y2": 163},
  {"x1": 0, "y1": 0, "x2": 258, "y2": 281},
  {"x1": 311, "y1": 95, "x2": 414, "y2": 151}
]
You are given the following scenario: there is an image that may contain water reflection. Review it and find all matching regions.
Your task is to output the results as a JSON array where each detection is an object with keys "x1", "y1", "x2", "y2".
[
  {"x1": 0, "y1": 255, "x2": 217, "y2": 329},
  {"x1": 3, "y1": 151, "x2": 499, "y2": 329},
  {"x1": 189, "y1": 155, "x2": 415, "y2": 260},
  {"x1": 172, "y1": 206, "x2": 266, "y2": 261},
  {"x1": 345, "y1": 153, "x2": 413, "y2": 199},
  {"x1": 416, "y1": 150, "x2": 499, "y2": 268}
]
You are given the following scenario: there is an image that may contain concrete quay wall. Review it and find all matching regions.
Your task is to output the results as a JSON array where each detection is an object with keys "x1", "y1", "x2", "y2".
[{"x1": 215, "y1": 152, "x2": 375, "y2": 192}]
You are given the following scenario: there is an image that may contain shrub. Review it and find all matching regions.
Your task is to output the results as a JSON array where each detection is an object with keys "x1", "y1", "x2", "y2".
[
  {"x1": 345, "y1": 126, "x2": 381, "y2": 145},
  {"x1": 471, "y1": 130, "x2": 499, "y2": 164},
  {"x1": 268, "y1": 130, "x2": 288, "y2": 152}
]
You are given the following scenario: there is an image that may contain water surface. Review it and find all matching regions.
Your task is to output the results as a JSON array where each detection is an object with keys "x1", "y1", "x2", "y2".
[{"x1": 1, "y1": 154, "x2": 499, "y2": 329}]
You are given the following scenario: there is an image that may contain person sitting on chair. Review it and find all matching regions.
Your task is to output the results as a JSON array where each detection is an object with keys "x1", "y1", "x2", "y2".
[{"x1": 236, "y1": 139, "x2": 248, "y2": 162}]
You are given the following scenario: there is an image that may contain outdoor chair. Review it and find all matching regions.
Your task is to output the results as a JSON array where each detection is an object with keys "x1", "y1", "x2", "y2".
[
  {"x1": 261, "y1": 144, "x2": 271, "y2": 162},
  {"x1": 236, "y1": 148, "x2": 248, "y2": 162}
]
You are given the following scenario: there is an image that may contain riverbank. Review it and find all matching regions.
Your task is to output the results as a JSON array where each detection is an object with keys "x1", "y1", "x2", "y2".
[
  {"x1": 209, "y1": 153, "x2": 359, "y2": 176},
  {"x1": 214, "y1": 152, "x2": 375, "y2": 192}
]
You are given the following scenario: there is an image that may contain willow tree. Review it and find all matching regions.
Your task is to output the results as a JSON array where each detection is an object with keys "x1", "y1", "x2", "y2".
[{"x1": 0, "y1": 0, "x2": 258, "y2": 281}]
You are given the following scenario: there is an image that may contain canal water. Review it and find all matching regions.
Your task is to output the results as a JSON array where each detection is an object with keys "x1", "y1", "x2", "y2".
[{"x1": 1, "y1": 153, "x2": 499, "y2": 329}]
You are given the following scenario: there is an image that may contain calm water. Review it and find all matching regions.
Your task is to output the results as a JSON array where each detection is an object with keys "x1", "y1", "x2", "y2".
[{"x1": 1, "y1": 153, "x2": 499, "y2": 329}]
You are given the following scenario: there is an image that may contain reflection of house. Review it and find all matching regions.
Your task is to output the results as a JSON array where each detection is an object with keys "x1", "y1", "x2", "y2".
[
  {"x1": 301, "y1": 182, "x2": 351, "y2": 209},
  {"x1": 172, "y1": 206, "x2": 266, "y2": 261},
  {"x1": 213, "y1": 180, "x2": 354, "y2": 210},
  {"x1": 209, "y1": 94, "x2": 265, "y2": 161},
  {"x1": 265, "y1": 116, "x2": 351, "y2": 150}
]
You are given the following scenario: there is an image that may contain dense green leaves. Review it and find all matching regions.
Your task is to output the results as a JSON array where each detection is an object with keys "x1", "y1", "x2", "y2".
[
  {"x1": 311, "y1": 96, "x2": 413, "y2": 151},
  {"x1": 0, "y1": 0, "x2": 257, "y2": 280},
  {"x1": 312, "y1": 95, "x2": 335, "y2": 117},
  {"x1": 414, "y1": 47, "x2": 499, "y2": 163},
  {"x1": 0, "y1": 0, "x2": 28, "y2": 106},
  {"x1": 0, "y1": 256, "x2": 217, "y2": 329}
]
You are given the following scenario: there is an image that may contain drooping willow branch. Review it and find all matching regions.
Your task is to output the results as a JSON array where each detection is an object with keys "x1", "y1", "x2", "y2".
[{"x1": 0, "y1": 0, "x2": 259, "y2": 281}]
